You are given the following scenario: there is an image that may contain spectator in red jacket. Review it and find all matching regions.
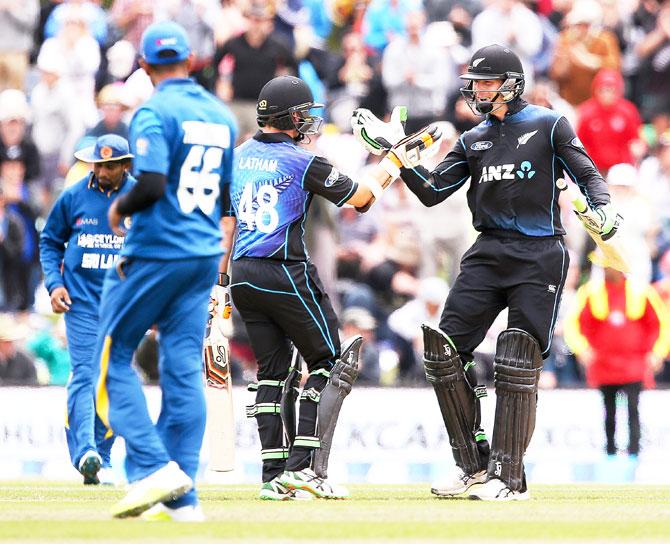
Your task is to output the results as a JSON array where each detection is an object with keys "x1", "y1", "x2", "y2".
[
  {"x1": 576, "y1": 69, "x2": 642, "y2": 174},
  {"x1": 564, "y1": 267, "x2": 670, "y2": 457}
]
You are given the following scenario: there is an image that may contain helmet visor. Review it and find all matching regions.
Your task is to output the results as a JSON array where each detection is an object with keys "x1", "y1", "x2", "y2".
[
  {"x1": 459, "y1": 74, "x2": 524, "y2": 113},
  {"x1": 290, "y1": 102, "x2": 324, "y2": 135}
]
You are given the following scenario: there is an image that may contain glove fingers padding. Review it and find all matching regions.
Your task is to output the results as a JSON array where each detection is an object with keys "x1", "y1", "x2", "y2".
[
  {"x1": 311, "y1": 335, "x2": 362, "y2": 478},
  {"x1": 422, "y1": 325, "x2": 487, "y2": 475},
  {"x1": 351, "y1": 106, "x2": 406, "y2": 155},
  {"x1": 488, "y1": 328, "x2": 543, "y2": 492},
  {"x1": 389, "y1": 124, "x2": 443, "y2": 169}
]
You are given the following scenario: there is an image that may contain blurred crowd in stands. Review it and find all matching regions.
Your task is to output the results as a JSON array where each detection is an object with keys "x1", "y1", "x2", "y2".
[{"x1": 2, "y1": 0, "x2": 670, "y2": 390}]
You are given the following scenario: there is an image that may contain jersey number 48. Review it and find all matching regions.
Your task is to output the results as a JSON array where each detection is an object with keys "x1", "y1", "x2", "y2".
[{"x1": 238, "y1": 183, "x2": 279, "y2": 234}]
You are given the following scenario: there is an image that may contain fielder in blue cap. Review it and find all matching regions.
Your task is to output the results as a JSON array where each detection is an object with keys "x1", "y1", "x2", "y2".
[
  {"x1": 93, "y1": 21, "x2": 237, "y2": 520},
  {"x1": 39, "y1": 134, "x2": 137, "y2": 485}
]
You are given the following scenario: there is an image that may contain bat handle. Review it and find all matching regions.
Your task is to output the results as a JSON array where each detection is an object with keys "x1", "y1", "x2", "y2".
[{"x1": 556, "y1": 178, "x2": 590, "y2": 214}]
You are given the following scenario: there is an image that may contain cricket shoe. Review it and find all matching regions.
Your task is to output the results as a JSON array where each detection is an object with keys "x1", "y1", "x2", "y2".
[
  {"x1": 140, "y1": 503, "x2": 205, "y2": 522},
  {"x1": 468, "y1": 477, "x2": 530, "y2": 501},
  {"x1": 431, "y1": 469, "x2": 487, "y2": 498},
  {"x1": 79, "y1": 450, "x2": 102, "y2": 485},
  {"x1": 259, "y1": 477, "x2": 313, "y2": 501},
  {"x1": 279, "y1": 468, "x2": 349, "y2": 499},
  {"x1": 110, "y1": 461, "x2": 193, "y2": 518}
]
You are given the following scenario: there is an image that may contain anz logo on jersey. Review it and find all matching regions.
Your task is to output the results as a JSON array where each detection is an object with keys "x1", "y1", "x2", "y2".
[{"x1": 478, "y1": 161, "x2": 536, "y2": 183}]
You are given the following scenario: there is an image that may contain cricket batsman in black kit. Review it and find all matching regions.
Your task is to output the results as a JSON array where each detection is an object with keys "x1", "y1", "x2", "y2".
[
  {"x1": 352, "y1": 44, "x2": 619, "y2": 500},
  {"x1": 222, "y1": 75, "x2": 441, "y2": 500}
]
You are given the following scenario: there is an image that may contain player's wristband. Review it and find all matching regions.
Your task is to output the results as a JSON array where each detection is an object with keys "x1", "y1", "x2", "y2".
[
  {"x1": 218, "y1": 272, "x2": 230, "y2": 287},
  {"x1": 380, "y1": 155, "x2": 401, "y2": 179}
]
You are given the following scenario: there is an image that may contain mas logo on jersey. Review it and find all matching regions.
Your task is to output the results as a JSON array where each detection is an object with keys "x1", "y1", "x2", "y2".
[
  {"x1": 325, "y1": 167, "x2": 339, "y2": 187},
  {"x1": 471, "y1": 141, "x2": 493, "y2": 151},
  {"x1": 478, "y1": 161, "x2": 536, "y2": 183}
]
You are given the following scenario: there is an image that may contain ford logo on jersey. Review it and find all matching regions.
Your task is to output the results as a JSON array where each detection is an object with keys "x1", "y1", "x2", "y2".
[{"x1": 471, "y1": 141, "x2": 493, "y2": 151}]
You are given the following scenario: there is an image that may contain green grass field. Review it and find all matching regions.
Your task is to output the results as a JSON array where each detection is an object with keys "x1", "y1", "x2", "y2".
[{"x1": 1, "y1": 482, "x2": 669, "y2": 542}]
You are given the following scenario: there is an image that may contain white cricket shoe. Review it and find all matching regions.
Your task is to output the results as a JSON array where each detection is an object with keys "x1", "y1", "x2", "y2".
[
  {"x1": 468, "y1": 477, "x2": 530, "y2": 501},
  {"x1": 79, "y1": 450, "x2": 102, "y2": 485},
  {"x1": 431, "y1": 469, "x2": 487, "y2": 498},
  {"x1": 140, "y1": 503, "x2": 205, "y2": 522},
  {"x1": 279, "y1": 468, "x2": 349, "y2": 499},
  {"x1": 97, "y1": 467, "x2": 116, "y2": 486},
  {"x1": 110, "y1": 461, "x2": 193, "y2": 518},
  {"x1": 259, "y1": 477, "x2": 314, "y2": 501}
]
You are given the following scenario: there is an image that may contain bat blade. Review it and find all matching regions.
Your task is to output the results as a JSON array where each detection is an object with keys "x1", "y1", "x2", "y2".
[{"x1": 204, "y1": 312, "x2": 235, "y2": 472}]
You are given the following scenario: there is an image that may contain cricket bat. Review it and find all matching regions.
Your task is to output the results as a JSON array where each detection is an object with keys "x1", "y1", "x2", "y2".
[
  {"x1": 204, "y1": 302, "x2": 235, "y2": 472},
  {"x1": 556, "y1": 178, "x2": 631, "y2": 274}
]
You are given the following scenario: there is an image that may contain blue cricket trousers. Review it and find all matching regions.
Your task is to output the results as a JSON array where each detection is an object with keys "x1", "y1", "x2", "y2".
[
  {"x1": 95, "y1": 255, "x2": 219, "y2": 507},
  {"x1": 64, "y1": 308, "x2": 115, "y2": 468}
]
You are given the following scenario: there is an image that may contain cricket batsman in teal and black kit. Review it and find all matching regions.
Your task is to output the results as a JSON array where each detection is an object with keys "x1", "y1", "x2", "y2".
[
  {"x1": 91, "y1": 21, "x2": 237, "y2": 521},
  {"x1": 40, "y1": 134, "x2": 136, "y2": 486}
]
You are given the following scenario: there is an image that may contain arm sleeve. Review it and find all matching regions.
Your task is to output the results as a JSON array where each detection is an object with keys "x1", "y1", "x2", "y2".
[
  {"x1": 221, "y1": 183, "x2": 234, "y2": 217},
  {"x1": 303, "y1": 156, "x2": 358, "y2": 207},
  {"x1": 552, "y1": 116, "x2": 610, "y2": 208},
  {"x1": 39, "y1": 192, "x2": 71, "y2": 294},
  {"x1": 115, "y1": 172, "x2": 166, "y2": 215},
  {"x1": 130, "y1": 108, "x2": 170, "y2": 177},
  {"x1": 399, "y1": 137, "x2": 471, "y2": 207},
  {"x1": 218, "y1": 122, "x2": 237, "y2": 216}
]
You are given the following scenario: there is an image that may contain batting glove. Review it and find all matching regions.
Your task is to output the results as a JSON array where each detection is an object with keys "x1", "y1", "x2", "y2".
[
  {"x1": 593, "y1": 203, "x2": 621, "y2": 240},
  {"x1": 351, "y1": 106, "x2": 407, "y2": 155},
  {"x1": 387, "y1": 124, "x2": 443, "y2": 169},
  {"x1": 213, "y1": 272, "x2": 232, "y2": 319}
]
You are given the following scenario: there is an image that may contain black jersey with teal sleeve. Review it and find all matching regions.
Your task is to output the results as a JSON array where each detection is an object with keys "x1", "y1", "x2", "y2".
[
  {"x1": 228, "y1": 132, "x2": 357, "y2": 261},
  {"x1": 399, "y1": 100, "x2": 610, "y2": 237}
]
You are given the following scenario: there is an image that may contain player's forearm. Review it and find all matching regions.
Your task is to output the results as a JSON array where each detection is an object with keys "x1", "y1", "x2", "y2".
[
  {"x1": 399, "y1": 166, "x2": 457, "y2": 207},
  {"x1": 220, "y1": 216, "x2": 236, "y2": 274},
  {"x1": 39, "y1": 235, "x2": 67, "y2": 293},
  {"x1": 115, "y1": 172, "x2": 166, "y2": 215}
]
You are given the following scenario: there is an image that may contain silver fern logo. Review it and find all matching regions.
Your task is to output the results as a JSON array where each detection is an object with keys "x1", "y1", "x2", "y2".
[{"x1": 516, "y1": 130, "x2": 538, "y2": 148}]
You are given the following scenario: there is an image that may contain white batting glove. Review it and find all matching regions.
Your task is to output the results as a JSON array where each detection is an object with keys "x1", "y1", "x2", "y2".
[
  {"x1": 387, "y1": 124, "x2": 443, "y2": 169},
  {"x1": 351, "y1": 106, "x2": 407, "y2": 155}
]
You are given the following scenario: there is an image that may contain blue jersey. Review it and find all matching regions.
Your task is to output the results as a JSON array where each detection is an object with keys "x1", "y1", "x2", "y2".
[
  {"x1": 40, "y1": 173, "x2": 136, "y2": 312},
  {"x1": 227, "y1": 132, "x2": 357, "y2": 261},
  {"x1": 124, "y1": 78, "x2": 237, "y2": 259}
]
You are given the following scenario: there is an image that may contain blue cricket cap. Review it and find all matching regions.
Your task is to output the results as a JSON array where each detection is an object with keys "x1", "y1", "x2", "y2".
[
  {"x1": 73, "y1": 134, "x2": 134, "y2": 163},
  {"x1": 140, "y1": 21, "x2": 191, "y2": 65}
]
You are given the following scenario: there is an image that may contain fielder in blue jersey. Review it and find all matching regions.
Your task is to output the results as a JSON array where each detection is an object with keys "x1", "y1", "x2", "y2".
[
  {"x1": 40, "y1": 134, "x2": 135, "y2": 485},
  {"x1": 93, "y1": 22, "x2": 237, "y2": 521}
]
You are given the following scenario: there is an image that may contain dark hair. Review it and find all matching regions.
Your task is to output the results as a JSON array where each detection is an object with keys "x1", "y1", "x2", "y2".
[{"x1": 146, "y1": 58, "x2": 189, "y2": 74}]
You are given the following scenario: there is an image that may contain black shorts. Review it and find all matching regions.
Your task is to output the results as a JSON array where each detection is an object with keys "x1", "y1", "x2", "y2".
[
  {"x1": 440, "y1": 232, "x2": 570, "y2": 360},
  {"x1": 230, "y1": 258, "x2": 340, "y2": 379}
]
